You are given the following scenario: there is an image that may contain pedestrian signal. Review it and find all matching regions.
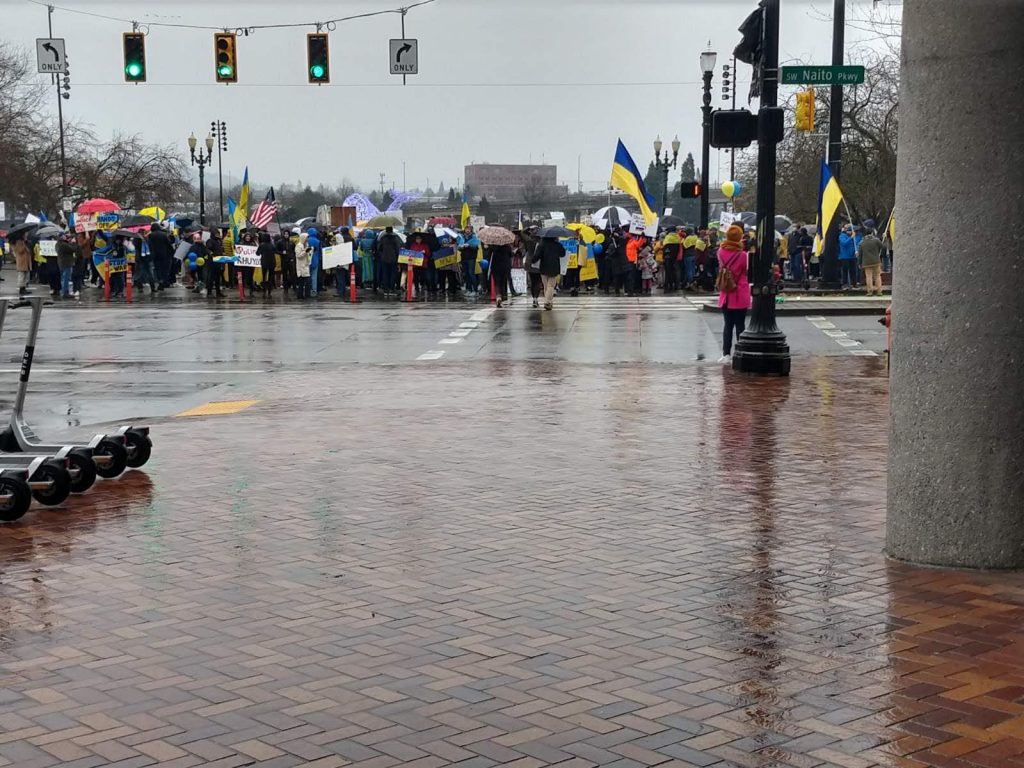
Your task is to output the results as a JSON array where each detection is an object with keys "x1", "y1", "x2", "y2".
[
  {"x1": 307, "y1": 33, "x2": 330, "y2": 84},
  {"x1": 795, "y1": 89, "x2": 815, "y2": 132},
  {"x1": 123, "y1": 32, "x2": 146, "y2": 83},
  {"x1": 680, "y1": 182, "x2": 701, "y2": 200},
  {"x1": 214, "y1": 33, "x2": 238, "y2": 83}
]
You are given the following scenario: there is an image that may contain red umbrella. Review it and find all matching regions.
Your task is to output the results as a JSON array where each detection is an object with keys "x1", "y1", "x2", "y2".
[{"x1": 76, "y1": 198, "x2": 120, "y2": 214}]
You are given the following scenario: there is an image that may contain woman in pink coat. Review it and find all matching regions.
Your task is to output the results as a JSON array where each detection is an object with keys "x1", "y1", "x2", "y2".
[{"x1": 717, "y1": 224, "x2": 751, "y2": 362}]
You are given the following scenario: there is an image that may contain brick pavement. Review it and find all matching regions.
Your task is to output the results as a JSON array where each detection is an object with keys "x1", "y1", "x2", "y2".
[{"x1": 0, "y1": 357, "x2": 1022, "y2": 768}]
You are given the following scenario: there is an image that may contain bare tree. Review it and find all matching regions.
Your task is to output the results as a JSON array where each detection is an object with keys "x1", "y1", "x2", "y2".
[{"x1": 521, "y1": 173, "x2": 551, "y2": 218}]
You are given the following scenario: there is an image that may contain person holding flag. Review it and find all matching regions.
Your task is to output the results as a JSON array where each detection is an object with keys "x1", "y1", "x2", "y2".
[{"x1": 609, "y1": 140, "x2": 657, "y2": 225}]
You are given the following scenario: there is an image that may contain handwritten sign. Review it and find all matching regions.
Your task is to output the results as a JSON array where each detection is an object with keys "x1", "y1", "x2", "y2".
[
  {"x1": 233, "y1": 244, "x2": 260, "y2": 268},
  {"x1": 37, "y1": 240, "x2": 57, "y2": 257},
  {"x1": 398, "y1": 248, "x2": 425, "y2": 267},
  {"x1": 432, "y1": 246, "x2": 458, "y2": 269},
  {"x1": 322, "y1": 242, "x2": 353, "y2": 269}
]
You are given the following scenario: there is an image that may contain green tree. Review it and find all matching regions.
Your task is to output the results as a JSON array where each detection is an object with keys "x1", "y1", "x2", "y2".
[
  {"x1": 644, "y1": 162, "x2": 667, "y2": 216},
  {"x1": 478, "y1": 195, "x2": 492, "y2": 219},
  {"x1": 447, "y1": 187, "x2": 456, "y2": 203}
]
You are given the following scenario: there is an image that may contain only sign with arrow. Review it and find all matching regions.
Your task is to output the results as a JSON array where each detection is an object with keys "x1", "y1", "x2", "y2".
[
  {"x1": 36, "y1": 38, "x2": 67, "y2": 74},
  {"x1": 389, "y1": 38, "x2": 418, "y2": 75}
]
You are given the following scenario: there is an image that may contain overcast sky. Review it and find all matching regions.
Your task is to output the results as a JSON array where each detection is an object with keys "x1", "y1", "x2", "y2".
[{"x1": 6, "y1": 0, "x2": 897, "y2": 194}]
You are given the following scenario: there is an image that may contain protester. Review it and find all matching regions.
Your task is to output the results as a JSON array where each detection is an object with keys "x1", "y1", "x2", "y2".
[
  {"x1": 294, "y1": 232, "x2": 311, "y2": 299},
  {"x1": 638, "y1": 239, "x2": 657, "y2": 296},
  {"x1": 148, "y1": 223, "x2": 173, "y2": 290},
  {"x1": 205, "y1": 228, "x2": 225, "y2": 297},
  {"x1": 520, "y1": 231, "x2": 543, "y2": 308},
  {"x1": 661, "y1": 228, "x2": 681, "y2": 293},
  {"x1": 13, "y1": 235, "x2": 32, "y2": 296},
  {"x1": 407, "y1": 232, "x2": 432, "y2": 299},
  {"x1": 717, "y1": 224, "x2": 751, "y2": 363},
  {"x1": 307, "y1": 228, "x2": 322, "y2": 297},
  {"x1": 374, "y1": 226, "x2": 403, "y2": 299},
  {"x1": 532, "y1": 236, "x2": 565, "y2": 310},
  {"x1": 838, "y1": 224, "x2": 860, "y2": 290},
  {"x1": 134, "y1": 234, "x2": 158, "y2": 294},
  {"x1": 55, "y1": 233, "x2": 79, "y2": 299},
  {"x1": 457, "y1": 226, "x2": 480, "y2": 295},
  {"x1": 858, "y1": 228, "x2": 884, "y2": 296},
  {"x1": 485, "y1": 242, "x2": 513, "y2": 308},
  {"x1": 258, "y1": 233, "x2": 277, "y2": 294}
]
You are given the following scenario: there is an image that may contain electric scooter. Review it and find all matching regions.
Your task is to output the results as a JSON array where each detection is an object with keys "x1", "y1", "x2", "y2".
[
  {"x1": 0, "y1": 299, "x2": 95, "y2": 496},
  {"x1": 0, "y1": 297, "x2": 151, "y2": 476},
  {"x1": 0, "y1": 463, "x2": 41, "y2": 522}
]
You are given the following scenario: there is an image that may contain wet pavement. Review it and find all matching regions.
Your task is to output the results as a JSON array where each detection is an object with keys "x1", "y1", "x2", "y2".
[{"x1": 0, "y1": 301, "x2": 1021, "y2": 768}]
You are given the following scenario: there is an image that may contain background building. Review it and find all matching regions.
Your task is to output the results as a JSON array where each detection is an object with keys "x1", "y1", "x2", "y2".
[{"x1": 464, "y1": 163, "x2": 564, "y2": 202}]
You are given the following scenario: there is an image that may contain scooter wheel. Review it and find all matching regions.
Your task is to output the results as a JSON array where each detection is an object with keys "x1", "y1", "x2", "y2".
[
  {"x1": 0, "y1": 476, "x2": 32, "y2": 522},
  {"x1": 68, "y1": 449, "x2": 97, "y2": 493},
  {"x1": 124, "y1": 429, "x2": 152, "y2": 469},
  {"x1": 31, "y1": 459, "x2": 72, "y2": 506},
  {"x1": 94, "y1": 439, "x2": 128, "y2": 479}
]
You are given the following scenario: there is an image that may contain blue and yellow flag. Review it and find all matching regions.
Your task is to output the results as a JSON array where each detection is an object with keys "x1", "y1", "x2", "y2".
[
  {"x1": 814, "y1": 161, "x2": 844, "y2": 256},
  {"x1": 460, "y1": 190, "x2": 471, "y2": 229},
  {"x1": 609, "y1": 139, "x2": 657, "y2": 225},
  {"x1": 233, "y1": 166, "x2": 250, "y2": 238}
]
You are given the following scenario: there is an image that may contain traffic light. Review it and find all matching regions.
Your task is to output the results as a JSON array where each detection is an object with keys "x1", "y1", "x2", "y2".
[
  {"x1": 795, "y1": 89, "x2": 816, "y2": 132},
  {"x1": 122, "y1": 32, "x2": 146, "y2": 83},
  {"x1": 307, "y1": 33, "x2": 330, "y2": 84},
  {"x1": 680, "y1": 182, "x2": 702, "y2": 200},
  {"x1": 214, "y1": 32, "x2": 238, "y2": 83}
]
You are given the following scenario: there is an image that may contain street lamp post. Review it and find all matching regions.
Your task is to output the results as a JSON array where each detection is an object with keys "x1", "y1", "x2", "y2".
[
  {"x1": 699, "y1": 44, "x2": 717, "y2": 230},
  {"x1": 210, "y1": 120, "x2": 227, "y2": 221},
  {"x1": 652, "y1": 135, "x2": 680, "y2": 215},
  {"x1": 188, "y1": 132, "x2": 215, "y2": 226}
]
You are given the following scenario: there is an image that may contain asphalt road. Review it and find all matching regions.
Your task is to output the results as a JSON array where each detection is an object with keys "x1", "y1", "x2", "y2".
[{"x1": 0, "y1": 296, "x2": 887, "y2": 435}]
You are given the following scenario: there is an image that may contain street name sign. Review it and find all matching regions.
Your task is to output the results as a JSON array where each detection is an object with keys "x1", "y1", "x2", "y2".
[
  {"x1": 36, "y1": 38, "x2": 67, "y2": 74},
  {"x1": 389, "y1": 39, "x2": 418, "y2": 75},
  {"x1": 781, "y1": 65, "x2": 865, "y2": 86}
]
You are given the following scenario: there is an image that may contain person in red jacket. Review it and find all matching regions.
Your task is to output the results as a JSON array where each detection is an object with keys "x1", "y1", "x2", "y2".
[{"x1": 407, "y1": 232, "x2": 432, "y2": 299}]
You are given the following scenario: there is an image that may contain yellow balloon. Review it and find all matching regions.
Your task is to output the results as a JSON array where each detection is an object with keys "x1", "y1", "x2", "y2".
[
  {"x1": 196, "y1": 257, "x2": 206, "y2": 267},
  {"x1": 721, "y1": 181, "x2": 736, "y2": 198},
  {"x1": 596, "y1": 234, "x2": 606, "y2": 244},
  {"x1": 580, "y1": 226, "x2": 597, "y2": 244}
]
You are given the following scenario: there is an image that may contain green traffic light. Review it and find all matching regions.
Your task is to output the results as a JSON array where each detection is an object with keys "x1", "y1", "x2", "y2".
[
  {"x1": 125, "y1": 62, "x2": 143, "y2": 78},
  {"x1": 310, "y1": 64, "x2": 325, "y2": 79},
  {"x1": 217, "y1": 64, "x2": 234, "y2": 77}
]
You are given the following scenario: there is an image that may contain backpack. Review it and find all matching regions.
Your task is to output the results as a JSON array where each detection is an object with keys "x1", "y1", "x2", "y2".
[{"x1": 716, "y1": 254, "x2": 738, "y2": 293}]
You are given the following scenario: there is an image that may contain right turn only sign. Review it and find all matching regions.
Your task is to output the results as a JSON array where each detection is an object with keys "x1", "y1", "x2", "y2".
[{"x1": 389, "y1": 39, "x2": 418, "y2": 75}]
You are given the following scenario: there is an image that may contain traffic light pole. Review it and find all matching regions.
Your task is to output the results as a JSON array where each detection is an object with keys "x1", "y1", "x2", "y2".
[
  {"x1": 820, "y1": 0, "x2": 845, "y2": 288},
  {"x1": 732, "y1": 0, "x2": 791, "y2": 376},
  {"x1": 700, "y1": 69, "x2": 713, "y2": 229}
]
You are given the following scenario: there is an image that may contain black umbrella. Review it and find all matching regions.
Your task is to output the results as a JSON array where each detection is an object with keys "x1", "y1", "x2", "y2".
[
  {"x1": 122, "y1": 214, "x2": 155, "y2": 228},
  {"x1": 660, "y1": 215, "x2": 687, "y2": 229},
  {"x1": 538, "y1": 225, "x2": 575, "y2": 239},
  {"x1": 6, "y1": 221, "x2": 39, "y2": 240}
]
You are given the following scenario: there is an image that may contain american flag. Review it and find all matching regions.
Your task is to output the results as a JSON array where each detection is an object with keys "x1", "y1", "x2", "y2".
[{"x1": 250, "y1": 187, "x2": 278, "y2": 230}]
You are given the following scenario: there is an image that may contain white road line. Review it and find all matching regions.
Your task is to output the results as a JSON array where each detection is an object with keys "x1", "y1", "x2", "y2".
[
  {"x1": 459, "y1": 322, "x2": 480, "y2": 328},
  {"x1": 416, "y1": 351, "x2": 446, "y2": 361},
  {"x1": 448, "y1": 329, "x2": 472, "y2": 337},
  {"x1": 836, "y1": 338, "x2": 862, "y2": 348},
  {"x1": 823, "y1": 329, "x2": 848, "y2": 338},
  {"x1": 438, "y1": 338, "x2": 463, "y2": 345},
  {"x1": 851, "y1": 349, "x2": 879, "y2": 357}
]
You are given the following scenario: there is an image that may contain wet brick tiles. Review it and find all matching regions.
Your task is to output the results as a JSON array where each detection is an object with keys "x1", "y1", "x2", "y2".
[{"x1": 1, "y1": 357, "x2": 1022, "y2": 767}]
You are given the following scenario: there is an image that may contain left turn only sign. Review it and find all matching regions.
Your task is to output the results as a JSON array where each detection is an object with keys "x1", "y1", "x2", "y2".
[
  {"x1": 389, "y1": 39, "x2": 418, "y2": 75},
  {"x1": 36, "y1": 38, "x2": 67, "y2": 74}
]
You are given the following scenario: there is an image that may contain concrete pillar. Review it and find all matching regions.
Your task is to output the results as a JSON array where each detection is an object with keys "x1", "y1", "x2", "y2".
[{"x1": 887, "y1": 0, "x2": 1024, "y2": 568}]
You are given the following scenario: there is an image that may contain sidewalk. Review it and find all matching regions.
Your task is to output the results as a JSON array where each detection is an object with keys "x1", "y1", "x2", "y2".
[
  {"x1": 698, "y1": 293, "x2": 891, "y2": 315},
  {"x1": 0, "y1": 357, "x2": 1020, "y2": 768}
]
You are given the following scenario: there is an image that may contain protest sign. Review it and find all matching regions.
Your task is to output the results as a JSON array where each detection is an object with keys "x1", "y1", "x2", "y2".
[
  {"x1": 233, "y1": 244, "x2": 260, "y2": 268},
  {"x1": 469, "y1": 215, "x2": 486, "y2": 231},
  {"x1": 719, "y1": 211, "x2": 737, "y2": 230},
  {"x1": 580, "y1": 255, "x2": 599, "y2": 282},
  {"x1": 322, "y1": 242, "x2": 353, "y2": 269},
  {"x1": 37, "y1": 240, "x2": 57, "y2": 257},
  {"x1": 432, "y1": 246, "x2": 459, "y2": 269},
  {"x1": 106, "y1": 257, "x2": 128, "y2": 274},
  {"x1": 628, "y1": 213, "x2": 646, "y2": 235},
  {"x1": 398, "y1": 248, "x2": 425, "y2": 267}
]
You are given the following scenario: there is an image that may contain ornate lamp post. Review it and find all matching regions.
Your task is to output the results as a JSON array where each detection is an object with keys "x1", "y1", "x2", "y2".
[
  {"x1": 699, "y1": 44, "x2": 718, "y2": 229},
  {"x1": 652, "y1": 135, "x2": 680, "y2": 215},
  {"x1": 188, "y1": 132, "x2": 215, "y2": 225}
]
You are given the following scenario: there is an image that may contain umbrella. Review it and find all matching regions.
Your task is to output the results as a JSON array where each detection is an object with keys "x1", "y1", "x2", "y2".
[
  {"x1": 122, "y1": 214, "x2": 155, "y2": 228},
  {"x1": 538, "y1": 225, "x2": 575, "y2": 239},
  {"x1": 76, "y1": 198, "x2": 120, "y2": 215},
  {"x1": 366, "y1": 215, "x2": 403, "y2": 229},
  {"x1": 6, "y1": 221, "x2": 39, "y2": 240},
  {"x1": 660, "y1": 215, "x2": 688, "y2": 229},
  {"x1": 477, "y1": 225, "x2": 516, "y2": 246},
  {"x1": 591, "y1": 206, "x2": 632, "y2": 229},
  {"x1": 139, "y1": 206, "x2": 166, "y2": 221},
  {"x1": 34, "y1": 223, "x2": 65, "y2": 239},
  {"x1": 775, "y1": 215, "x2": 793, "y2": 234}
]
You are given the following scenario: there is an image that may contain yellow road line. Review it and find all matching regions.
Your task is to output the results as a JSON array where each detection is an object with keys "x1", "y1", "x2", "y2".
[{"x1": 176, "y1": 400, "x2": 260, "y2": 417}]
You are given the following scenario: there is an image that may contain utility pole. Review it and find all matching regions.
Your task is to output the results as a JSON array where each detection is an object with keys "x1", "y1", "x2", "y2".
[
  {"x1": 821, "y1": 0, "x2": 845, "y2": 287},
  {"x1": 379, "y1": 172, "x2": 386, "y2": 196},
  {"x1": 732, "y1": 0, "x2": 791, "y2": 376},
  {"x1": 48, "y1": 5, "x2": 68, "y2": 213}
]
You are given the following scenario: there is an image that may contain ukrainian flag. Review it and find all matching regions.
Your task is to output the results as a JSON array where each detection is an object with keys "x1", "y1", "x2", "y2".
[
  {"x1": 461, "y1": 190, "x2": 471, "y2": 229},
  {"x1": 813, "y1": 160, "x2": 844, "y2": 256},
  {"x1": 609, "y1": 139, "x2": 657, "y2": 225},
  {"x1": 233, "y1": 166, "x2": 250, "y2": 238}
]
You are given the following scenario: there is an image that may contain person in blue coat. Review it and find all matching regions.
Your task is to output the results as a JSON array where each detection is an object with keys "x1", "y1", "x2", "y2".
[
  {"x1": 307, "y1": 227, "x2": 322, "y2": 297},
  {"x1": 456, "y1": 227, "x2": 480, "y2": 294},
  {"x1": 838, "y1": 224, "x2": 861, "y2": 289}
]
